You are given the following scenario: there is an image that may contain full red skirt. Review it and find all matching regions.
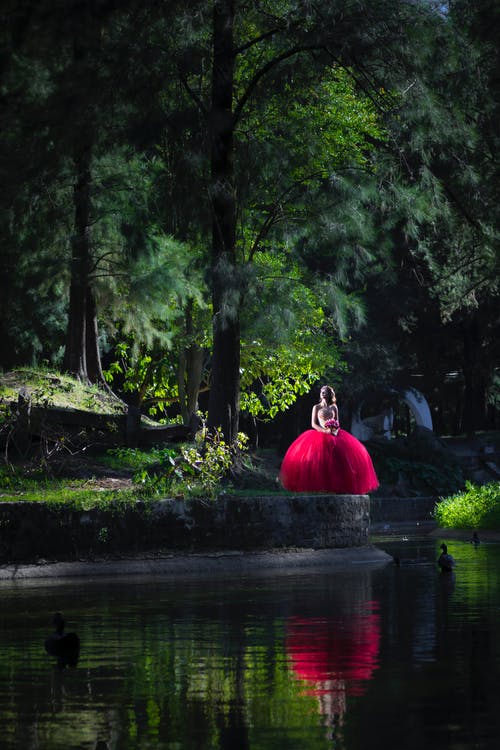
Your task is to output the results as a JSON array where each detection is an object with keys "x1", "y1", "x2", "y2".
[{"x1": 280, "y1": 429, "x2": 379, "y2": 494}]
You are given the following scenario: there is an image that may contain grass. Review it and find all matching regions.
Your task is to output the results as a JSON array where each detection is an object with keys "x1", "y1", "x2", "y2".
[
  {"x1": 0, "y1": 464, "x2": 142, "y2": 510},
  {"x1": 9, "y1": 486, "x2": 141, "y2": 510},
  {"x1": 434, "y1": 481, "x2": 500, "y2": 530},
  {"x1": 0, "y1": 440, "x2": 283, "y2": 507},
  {"x1": 99, "y1": 445, "x2": 178, "y2": 471},
  {"x1": 0, "y1": 367, "x2": 126, "y2": 414}
]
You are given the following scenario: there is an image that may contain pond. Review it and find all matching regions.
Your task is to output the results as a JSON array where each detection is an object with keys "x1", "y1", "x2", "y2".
[{"x1": 1, "y1": 537, "x2": 500, "y2": 750}]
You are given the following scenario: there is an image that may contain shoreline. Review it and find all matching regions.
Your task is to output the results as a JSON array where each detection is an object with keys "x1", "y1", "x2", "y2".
[
  {"x1": 428, "y1": 527, "x2": 500, "y2": 542},
  {"x1": 2, "y1": 526, "x2": 498, "y2": 584},
  {"x1": 0, "y1": 545, "x2": 392, "y2": 583}
]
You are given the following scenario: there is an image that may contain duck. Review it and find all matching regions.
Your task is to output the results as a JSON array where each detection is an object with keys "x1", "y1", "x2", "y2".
[
  {"x1": 45, "y1": 612, "x2": 80, "y2": 668},
  {"x1": 438, "y1": 543, "x2": 455, "y2": 572}
]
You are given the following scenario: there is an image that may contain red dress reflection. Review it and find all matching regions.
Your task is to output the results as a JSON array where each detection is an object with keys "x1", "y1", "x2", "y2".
[{"x1": 286, "y1": 604, "x2": 381, "y2": 697}]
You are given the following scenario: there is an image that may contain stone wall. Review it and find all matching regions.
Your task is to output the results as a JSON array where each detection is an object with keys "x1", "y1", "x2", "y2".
[
  {"x1": 370, "y1": 496, "x2": 437, "y2": 524},
  {"x1": 0, "y1": 494, "x2": 369, "y2": 563}
]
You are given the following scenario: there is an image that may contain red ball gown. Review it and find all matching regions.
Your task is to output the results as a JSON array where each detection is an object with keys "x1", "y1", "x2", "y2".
[{"x1": 280, "y1": 428, "x2": 379, "y2": 494}]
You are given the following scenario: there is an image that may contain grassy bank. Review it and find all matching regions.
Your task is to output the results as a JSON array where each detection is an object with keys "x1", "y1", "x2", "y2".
[
  {"x1": 1, "y1": 368, "x2": 494, "y2": 515},
  {"x1": 0, "y1": 442, "x2": 283, "y2": 509},
  {"x1": 0, "y1": 367, "x2": 127, "y2": 414}
]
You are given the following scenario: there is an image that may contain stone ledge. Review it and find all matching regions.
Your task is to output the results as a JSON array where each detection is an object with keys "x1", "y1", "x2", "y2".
[
  {"x1": 370, "y1": 495, "x2": 437, "y2": 523},
  {"x1": 0, "y1": 493, "x2": 370, "y2": 564},
  {"x1": 0, "y1": 545, "x2": 391, "y2": 582}
]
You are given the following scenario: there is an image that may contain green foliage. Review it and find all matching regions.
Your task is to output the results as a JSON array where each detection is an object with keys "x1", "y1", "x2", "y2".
[
  {"x1": 101, "y1": 446, "x2": 178, "y2": 472},
  {"x1": 135, "y1": 430, "x2": 249, "y2": 500},
  {"x1": 367, "y1": 431, "x2": 465, "y2": 496},
  {"x1": 239, "y1": 250, "x2": 346, "y2": 419},
  {"x1": 104, "y1": 344, "x2": 180, "y2": 417},
  {"x1": 240, "y1": 338, "x2": 339, "y2": 419},
  {"x1": 0, "y1": 368, "x2": 126, "y2": 413},
  {"x1": 104, "y1": 231, "x2": 207, "y2": 351},
  {"x1": 435, "y1": 482, "x2": 500, "y2": 530},
  {"x1": 0, "y1": 464, "x2": 47, "y2": 494},
  {"x1": 2, "y1": 0, "x2": 498, "y2": 437},
  {"x1": 378, "y1": 456, "x2": 462, "y2": 496},
  {"x1": 0, "y1": 464, "x2": 139, "y2": 511},
  {"x1": 242, "y1": 65, "x2": 386, "y2": 185}
]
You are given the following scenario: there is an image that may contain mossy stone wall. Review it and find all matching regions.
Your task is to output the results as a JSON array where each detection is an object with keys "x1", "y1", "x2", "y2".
[{"x1": 0, "y1": 494, "x2": 369, "y2": 563}]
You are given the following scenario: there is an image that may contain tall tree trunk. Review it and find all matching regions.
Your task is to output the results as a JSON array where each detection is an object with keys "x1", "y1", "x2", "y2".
[
  {"x1": 178, "y1": 300, "x2": 204, "y2": 425},
  {"x1": 63, "y1": 5, "x2": 105, "y2": 385},
  {"x1": 207, "y1": 0, "x2": 240, "y2": 442},
  {"x1": 63, "y1": 139, "x2": 106, "y2": 384},
  {"x1": 63, "y1": 141, "x2": 92, "y2": 380},
  {"x1": 85, "y1": 284, "x2": 105, "y2": 382}
]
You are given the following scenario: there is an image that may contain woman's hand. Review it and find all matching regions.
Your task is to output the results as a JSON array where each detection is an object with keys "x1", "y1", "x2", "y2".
[{"x1": 324, "y1": 418, "x2": 339, "y2": 435}]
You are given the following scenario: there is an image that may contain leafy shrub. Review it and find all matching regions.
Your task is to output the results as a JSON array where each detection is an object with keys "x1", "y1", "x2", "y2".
[
  {"x1": 434, "y1": 482, "x2": 500, "y2": 529},
  {"x1": 135, "y1": 429, "x2": 249, "y2": 500},
  {"x1": 367, "y1": 430, "x2": 465, "y2": 495}
]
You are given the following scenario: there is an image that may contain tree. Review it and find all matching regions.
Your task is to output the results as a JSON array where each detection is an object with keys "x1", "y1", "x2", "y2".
[
  {"x1": 98, "y1": 0, "x2": 445, "y2": 437},
  {"x1": 62, "y1": 3, "x2": 105, "y2": 382},
  {"x1": 1, "y1": 1, "x2": 194, "y2": 387},
  {"x1": 179, "y1": 0, "x2": 426, "y2": 440},
  {"x1": 0, "y1": 1, "x2": 118, "y2": 381},
  {"x1": 364, "y1": 0, "x2": 500, "y2": 434}
]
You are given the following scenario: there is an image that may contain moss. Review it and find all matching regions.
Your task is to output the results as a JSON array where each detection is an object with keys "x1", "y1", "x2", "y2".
[{"x1": 0, "y1": 367, "x2": 126, "y2": 414}]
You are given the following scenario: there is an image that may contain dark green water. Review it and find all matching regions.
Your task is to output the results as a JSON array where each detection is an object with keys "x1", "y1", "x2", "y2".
[{"x1": 1, "y1": 538, "x2": 500, "y2": 750}]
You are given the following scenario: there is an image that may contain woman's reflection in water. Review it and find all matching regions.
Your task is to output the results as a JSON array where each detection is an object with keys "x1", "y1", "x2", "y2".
[{"x1": 286, "y1": 603, "x2": 380, "y2": 742}]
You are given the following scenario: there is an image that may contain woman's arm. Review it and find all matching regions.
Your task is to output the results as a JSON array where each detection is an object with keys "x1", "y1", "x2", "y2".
[
  {"x1": 311, "y1": 404, "x2": 327, "y2": 432},
  {"x1": 328, "y1": 405, "x2": 340, "y2": 435}
]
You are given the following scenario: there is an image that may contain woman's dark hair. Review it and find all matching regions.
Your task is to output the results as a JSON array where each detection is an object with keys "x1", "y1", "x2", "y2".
[{"x1": 320, "y1": 385, "x2": 336, "y2": 405}]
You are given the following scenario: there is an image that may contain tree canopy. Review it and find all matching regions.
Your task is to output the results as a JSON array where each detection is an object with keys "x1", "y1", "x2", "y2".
[{"x1": 1, "y1": 0, "x2": 498, "y2": 438}]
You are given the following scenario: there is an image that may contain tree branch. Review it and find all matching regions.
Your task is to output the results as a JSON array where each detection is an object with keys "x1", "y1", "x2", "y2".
[
  {"x1": 233, "y1": 43, "x2": 318, "y2": 125},
  {"x1": 179, "y1": 74, "x2": 208, "y2": 116},
  {"x1": 247, "y1": 170, "x2": 331, "y2": 262},
  {"x1": 234, "y1": 26, "x2": 285, "y2": 55}
]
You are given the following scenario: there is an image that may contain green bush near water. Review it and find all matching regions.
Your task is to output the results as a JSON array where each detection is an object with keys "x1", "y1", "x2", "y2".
[{"x1": 434, "y1": 481, "x2": 500, "y2": 530}]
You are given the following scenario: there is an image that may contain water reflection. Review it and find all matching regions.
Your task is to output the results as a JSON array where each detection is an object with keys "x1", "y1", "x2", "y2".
[
  {"x1": 286, "y1": 604, "x2": 380, "y2": 743},
  {"x1": 0, "y1": 540, "x2": 500, "y2": 749},
  {"x1": 287, "y1": 607, "x2": 380, "y2": 691}
]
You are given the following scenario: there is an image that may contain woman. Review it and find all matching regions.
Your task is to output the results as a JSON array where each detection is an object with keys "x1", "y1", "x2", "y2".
[{"x1": 280, "y1": 385, "x2": 379, "y2": 494}]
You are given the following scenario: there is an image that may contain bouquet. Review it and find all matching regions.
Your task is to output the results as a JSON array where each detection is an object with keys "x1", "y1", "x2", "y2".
[{"x1": 324, "y1": 418, "x2": 339, "y2": 432}]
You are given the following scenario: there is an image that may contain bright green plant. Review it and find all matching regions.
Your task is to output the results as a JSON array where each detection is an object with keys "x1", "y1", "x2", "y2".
[
  {"x1": 0, "y1": 464, "x2": 49, "y2": 493},
  {"x1": 136, "y1": 429, "x2": 249, "y2": 500},
  {"x1": 435, "y1": 482, "x2": 500, "y2": 530},
  {"x1": 0, "y1": 479, "x2": 140, "y2": 511}
]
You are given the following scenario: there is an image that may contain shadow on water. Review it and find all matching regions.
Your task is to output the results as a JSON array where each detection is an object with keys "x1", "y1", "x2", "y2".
[{"x1": 1, "y1": 538, "x2": 500, "y2": 749}]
